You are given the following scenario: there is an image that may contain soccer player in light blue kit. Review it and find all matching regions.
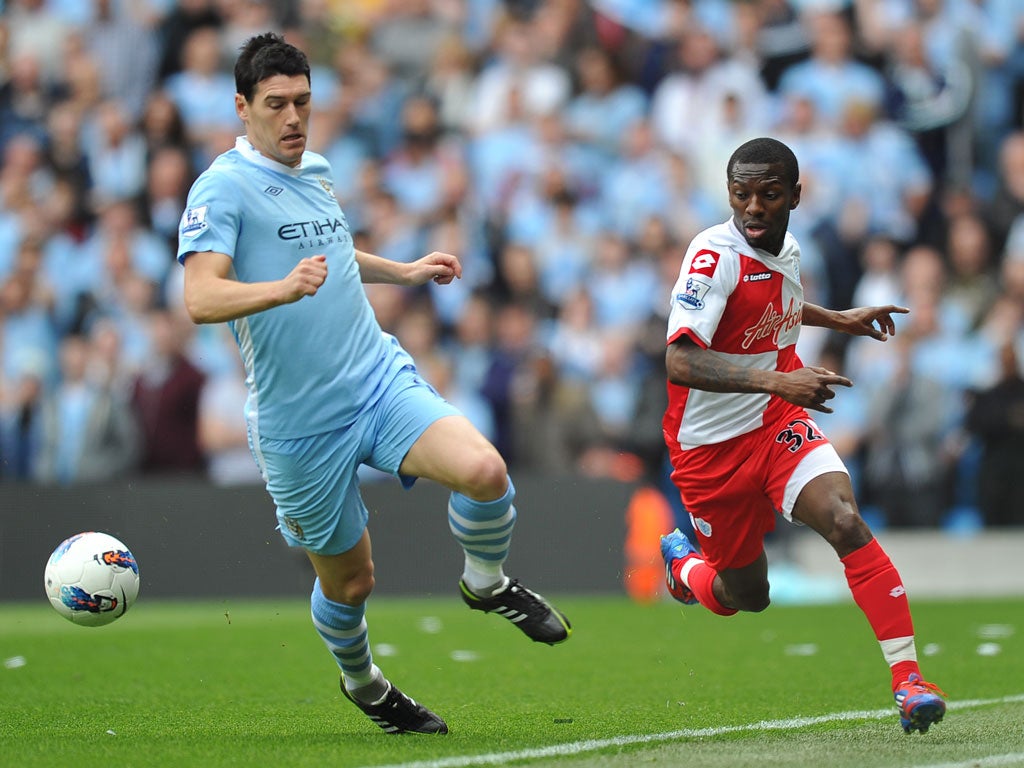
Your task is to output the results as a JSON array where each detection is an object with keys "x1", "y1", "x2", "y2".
[{"x1": 178, "y1": 32, "x2": 571, "y2": 735}]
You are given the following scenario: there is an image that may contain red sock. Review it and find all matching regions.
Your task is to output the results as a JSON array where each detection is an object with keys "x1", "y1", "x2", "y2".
[
  {"x1": 841, "y1": 538, "x2": 920, "y2": 689},
  {"x1": 676, "y1": 557, "x2": 738, "y2": 616}
]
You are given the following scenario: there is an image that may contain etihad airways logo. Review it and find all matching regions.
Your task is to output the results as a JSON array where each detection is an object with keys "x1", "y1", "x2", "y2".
[
  {"x1": 278, "y1": 217, "x2": 346, "y2": 240},
  {"x1": 741, "y1": 298, "x2": 802, "y2": 349}
]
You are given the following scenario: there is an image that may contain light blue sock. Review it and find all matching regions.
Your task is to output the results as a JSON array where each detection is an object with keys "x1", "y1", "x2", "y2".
[
  {"x1": 448, "y1": 476, "x2": 516, "y2": 594},
  {"x1": 310, "y1": 578, "x2": 385, "y2": 700}
]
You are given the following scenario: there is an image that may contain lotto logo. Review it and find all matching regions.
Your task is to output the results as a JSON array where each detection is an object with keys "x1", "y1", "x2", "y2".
[{"x1": 689, "y1": 249, "x2": 720, "y2": 276}]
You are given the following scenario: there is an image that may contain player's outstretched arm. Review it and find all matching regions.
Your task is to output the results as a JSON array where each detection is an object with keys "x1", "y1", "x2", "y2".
[
  {"x1": 667, "y1": 336, "x2": 852, "y2": 414},
  {"x1": 803, "y1": 302, "x2": 909, "y2": 341},
  {"x1": 356, "y1": 249, "x2": 462, "y2": 286},
  {"x1": 183, "y1": 250, "x2": 327, "y2": 324}
]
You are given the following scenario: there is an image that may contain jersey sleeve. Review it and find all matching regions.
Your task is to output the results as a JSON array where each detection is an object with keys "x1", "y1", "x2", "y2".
[
  {"x1": 666, "y1": 233, "x2": 738, "y2": 349},
  {"x1": 177, "y1": 169, "x2": 242, "y2": 265}
]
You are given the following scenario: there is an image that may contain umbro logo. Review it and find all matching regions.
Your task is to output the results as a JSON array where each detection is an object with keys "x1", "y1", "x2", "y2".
[
  {"x1": 890, "y1": 585, "x2": 906, "y2": 598},
  {"x1": 264, "y1": 185, "x2": 283, "y2": 196}
]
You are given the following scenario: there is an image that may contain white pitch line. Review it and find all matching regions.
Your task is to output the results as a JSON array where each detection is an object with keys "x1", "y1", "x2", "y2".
[
  {"x1": 909, "y1": 754, "x2": 1024, "y2": 768},
  {"x1": 357, "y1": 693, "x2": 1024, "y2": 768}
]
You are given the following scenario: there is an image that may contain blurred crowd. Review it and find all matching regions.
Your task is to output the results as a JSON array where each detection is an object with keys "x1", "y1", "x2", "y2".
[{"x1": 1, "y1": 0, "x2": 1023, "y2": 530}]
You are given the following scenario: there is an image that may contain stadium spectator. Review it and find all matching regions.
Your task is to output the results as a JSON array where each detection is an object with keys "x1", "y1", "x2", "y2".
[
  {"x1": 177, "y1": 33, "x2": 570, "y2": 736},
  {"x1": 502, "y1": 134, "x2": 599, "y2": 248},
  {"x1": 661, "y1": 150, "x2": 721, "y2": 244},
  {"x1": 466, "y1": 13, "x2": 571, "y2": 135},
  {"x1": 0, "y1": 134, "x2": 54, "y2": 281},
  {"x1": 444, "y1": 290, "x2": 498, "y2": 392},
  {"x1": 965, "y1": 338, "x2": 1024, "y2": 528},
  {"x1": 330, "y1": 40, "x2": 409, "y2": 159},
  {"x1": 464, "y1": 81, "x2": 538, "y2": 222},
  {"x1": 650, "y1": 23, "x2": 769, "y2": 195},
  {"x1": 143, "y1": 145, "x2": 197, "y2": 250},
  {"x1": 155, "y1": 0, "x2": 223, "y2": 81},
  {"x1": 658, "y1": 137, "x2": 946, "y2": 733},
  {"x1": 0, "y1": 50, "x2": 55, "y2": 152},
  {"x1": 836, "y1": 99, "x2": 934, "y2": 247},
  {"x1": 86, "y1": 316, "x2": 137, "y2": 399},
  {"x1": 945, "y1": 211, "x2": 1001, "y2": 332},
  {"x1": 162, "y1": 25, "x2": 240, "y2": 162},
  {"x1": 218, "y1": 0, "x2": 283, "y2": 60},
  {"x1": 492, "y1": 241, "x2": 555, "y2": 320},
  {"x1": 130, "y1": 308, "x2": 206, "y2": 474},
  {"x1": 861, "y1": 326, "x2": 957, "y2": 528},
  {"x1": 881, "y1": 10, "x2": 972, "y2": 187},
  {"x1": 586, "y1": 227, "x2": 659, "y2": 332},
  {"x1": 811, "y1": 98, "x2": 933, "y2": 308},
  {"x1": 42, "y1": 101, "x2": 92, "y2": 217},
  {"x1": 600, "y1": 118, "x2": 673, "y2": 240},
  {"x1": 547, "y1": 285, "x2": 604, "y2": 384},
  {"x1": 82, "y1": 98, "x2": 149, "y2": 203},
  {"x1": 197, "y1": 335, "x2": 261, "y2": 486},
  {"x1": 563, "y1": 45, "x2": 647, "y2": 164},
  {"x1": 77, "y1": 197, "x2": 172, "y2": 315},
  {"x1": 987, "y1": 131, "x2": 1024, "y2": 256},
  {"x1": 527, "y1": 186, "x2": 597, "y2": 307},
  {"x1": 0, "y1": 348, "x2": 45, "y2": 480},
  {"x1": 851, "y1": 234, "x2": 901, "y2": 309},
  {"x1": 360, "y1": 187, "x2": 422, "y2": 266},
  {"x1": 34, "y1": 333, "x2": 140, "y2": 484},
  {"x1": 420, "y1": 206, "x2": 492, "y2": 326},
  {"x1": 422, "y1": 33, "x2": 478, "y2": 135},
  {"x1": 368, "y1": 0, "x2": 454, "y2": 83},
  {"x1": 5, "y1": 0, "x2": 72, "y2": 85},
  {"x1": 381, "y1": 94, "x2": 465, "y2": 228},
  {"x1": 576, "y1": 327, "x2": 644, "y2": 470},
  {"x1": 487, "y1": 299, "x2": 571, "y2": 471},
  {"x1": 58, "y1": 45, "x2": 105, "y2": 125},
  {"x1": 776, "y1": 9, "x2": 885, "y2": 129},
  {"x1": 85, "y1": 0, "x2": 160, "y2": 122},
  {"x1": 807, "y1": 341, "x2": 869, "y2": 496},
  {"x1": 138, "y1": 90, "x2": 192, "y2": 158},
  {"x1": 0, "y1": 246, "x2": 58, "y2": 390}
]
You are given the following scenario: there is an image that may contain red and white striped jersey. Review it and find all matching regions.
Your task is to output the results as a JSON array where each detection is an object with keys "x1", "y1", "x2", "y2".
[{"x1": 664, "y1": 219, "x2": 805, "y2": 450}]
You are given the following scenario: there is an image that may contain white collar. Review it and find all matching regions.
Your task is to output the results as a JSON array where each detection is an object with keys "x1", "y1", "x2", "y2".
[{"x1": 234, "y1": 136, "x2": 305, "y2": 176}]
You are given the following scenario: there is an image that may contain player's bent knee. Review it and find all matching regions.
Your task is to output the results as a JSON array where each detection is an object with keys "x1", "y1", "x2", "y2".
[
  {"x1": 828, "y1": 507, "x2": 872, "y2": 554},
  {"x1": 459, "y1": 450, "x2": 508, "y2": 500},
  {"x1": 338, "y1": 575, "x2": 375, "y2": 606},
  {"x1": 731, "y1": 585, "x2": 771, "y2": 613},
  {"x1": 321, "y1": 568, "x2": 375, "y2": 606}
]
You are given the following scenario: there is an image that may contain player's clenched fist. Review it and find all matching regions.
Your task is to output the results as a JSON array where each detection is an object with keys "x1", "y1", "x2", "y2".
[{"x1": 280, "y1": 254, "x2": 328, "y2": 302}]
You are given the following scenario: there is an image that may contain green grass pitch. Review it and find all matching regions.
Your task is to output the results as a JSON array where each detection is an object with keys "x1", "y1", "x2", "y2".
[{"x1": 2, "y1": 594, "x2": 1023, "y2": 768}]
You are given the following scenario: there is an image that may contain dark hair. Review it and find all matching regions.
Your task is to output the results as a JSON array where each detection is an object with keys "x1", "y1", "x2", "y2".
[
  {"x1": 234, "y1": 32, "x2": 310, "y2": 102},
  {"x1": 727, "y1": 137, "x2": 800, "y2": 188}
]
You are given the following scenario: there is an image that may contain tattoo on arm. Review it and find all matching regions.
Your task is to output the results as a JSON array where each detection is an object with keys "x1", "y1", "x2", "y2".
[{"x1": 667, "y1": 344, "x2": 768, "y2": 394}]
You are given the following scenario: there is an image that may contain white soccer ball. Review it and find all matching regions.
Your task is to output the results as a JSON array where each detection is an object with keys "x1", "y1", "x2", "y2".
[{"x1": 43, "y1": 532, "x2": 140, "y2": 627}]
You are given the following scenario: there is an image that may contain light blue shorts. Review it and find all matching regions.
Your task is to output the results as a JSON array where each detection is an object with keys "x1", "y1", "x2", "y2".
[{"x1": 253, "y1": 365, "x2": 461, "y2": 556}]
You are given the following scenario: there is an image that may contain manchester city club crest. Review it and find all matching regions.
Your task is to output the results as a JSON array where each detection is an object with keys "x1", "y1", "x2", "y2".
[{"x1": 316, "y1": 176, "x2": 335, "y2": 200}]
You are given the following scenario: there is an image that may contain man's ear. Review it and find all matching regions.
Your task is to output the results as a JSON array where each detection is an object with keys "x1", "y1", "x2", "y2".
[
  {"x1": 235, "y1": 93, "x2": 248, "y2": 122},
  {"x1": 791, "y1": 182, "x2": 802, "y2": 210}
]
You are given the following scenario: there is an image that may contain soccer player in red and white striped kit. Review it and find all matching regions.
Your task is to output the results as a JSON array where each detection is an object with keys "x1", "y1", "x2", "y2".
[{"x1": 660, "y1": 137, "x2": 946, "y2": 733}]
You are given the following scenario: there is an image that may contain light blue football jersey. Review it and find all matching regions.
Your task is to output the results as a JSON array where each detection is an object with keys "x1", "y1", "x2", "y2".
[{"x1": 177, "y1": 137, "x2": 412, "y2": 440}]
